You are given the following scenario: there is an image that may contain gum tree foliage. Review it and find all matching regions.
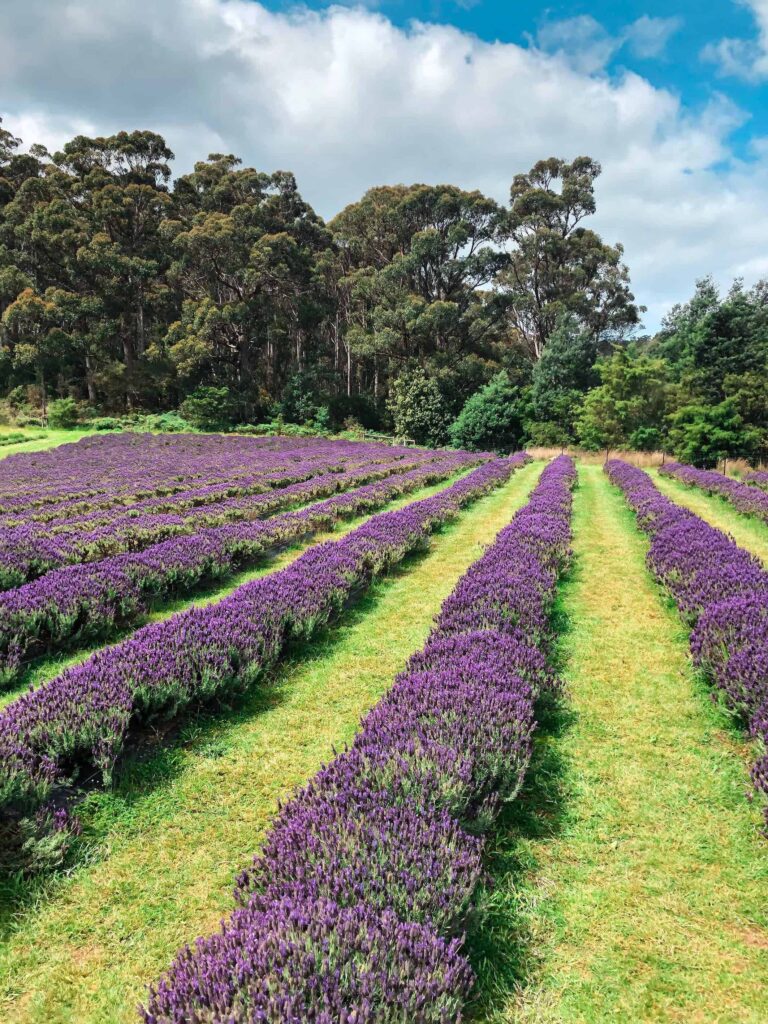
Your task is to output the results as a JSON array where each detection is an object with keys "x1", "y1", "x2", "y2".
[
  {"x1": 528, "y1": 314, "x2": 599, "y2": 440},
  {"x1": 498, "y1": 157, "x2": 642, "y2": 360}
]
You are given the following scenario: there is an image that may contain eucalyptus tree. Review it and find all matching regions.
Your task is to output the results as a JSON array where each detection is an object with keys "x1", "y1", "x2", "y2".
[{"x1": 499, "y1": 156, "x2": 641, "y2": 360}]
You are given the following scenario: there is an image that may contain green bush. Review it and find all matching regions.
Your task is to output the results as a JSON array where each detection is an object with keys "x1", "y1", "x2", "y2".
[
  {"x1": 525, "y1": 420, "x2": 571, "y2": 447},
  {"x1": 180, "y1": 387, "x2": 236, "y2": 431},
  {"x1": 387, "y1": 369, "x2": 451, "y2": 448},
  {"x1": 15, "y1": 413, "x2": 43, "y2": 428},
  {"x1": 449, "y1": 372, "x2": 523, "y2": 453},
  {"x1": 89, "y1": 417, "x2": 121, "y2": 431},
  {"x1": 669, "y1": 400, "x2": 761, "y2": 468},
  {"x1": 139, "y1": 412, "x2": 194, "y2": 434},
  {"x1": 47, "y1": 397, "x2": 79, "y2": 429},
  {"x1": 234, "y1": 423, "x2": 272, "y2": 436},
  {"x1": 0, "y1": 431, "x2": 34, "y2": 447},
  {"x1": 628, "y1": 426, "x2": 664, "y2": 452},
  {"x1": 313, "y1": 406, "x2": 332, "y2": 432}
]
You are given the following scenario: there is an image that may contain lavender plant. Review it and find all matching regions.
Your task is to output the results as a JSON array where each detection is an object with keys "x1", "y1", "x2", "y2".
[
  {"x1": 0, "y1": 452, "x2": 478, "y2": 683},
  {"x1": 659, "y1": 460, "x2": 768, "y2": 525},
  {"x1": 606, "y1": 459, "x2": 768, "y2": 827},
  {"x1": 141, "y1": 455, "x2": 576, "y2": 1024},
  {"x1": 0, "y1": 456, "x2": 529, "y2": 829}
]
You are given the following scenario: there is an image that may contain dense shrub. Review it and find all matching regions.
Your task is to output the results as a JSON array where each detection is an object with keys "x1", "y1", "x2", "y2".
[
  {"x1": 180, "y1": 387, "x2": 236, "y2": 431},
  {"x1": 137, "y1": 412, "x2": 193, "y2": 433},
  {"x1": 387, "y1": 369, "x2": 452, "y2": 447},
  {"x1": 47, "y1": 397, "x2": 79, "y2": 429},
  {"x1": 450, "y1": 372, "x2": 523, "y2": 452},
  {"x1": 526, "y1": 420, "x2": 570, "y2": 447}
]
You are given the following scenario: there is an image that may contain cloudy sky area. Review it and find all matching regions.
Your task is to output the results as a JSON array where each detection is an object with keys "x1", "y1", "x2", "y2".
[{"x1": 3, "y1": 0, "x2": 768, "y2": 329}]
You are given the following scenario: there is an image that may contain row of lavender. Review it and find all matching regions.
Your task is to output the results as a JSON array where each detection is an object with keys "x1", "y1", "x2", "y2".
[
  {"x1": 0, "y1": 455, "x2": 530, "y2": 836},
  {"x1": 0, "y1": 434, "x2": 432, "y2": 515},
  {"x1": 605, "y1": 460, "x2": 768, "y2": 826},
  {"x1": 0, "y1": 452, "x2": 478, "y2": 685},
  {"x1": 0, "y1": 433, "x2": 321, "y2": 512},
  {"x1": 0, "y1": 450, "x2": 457, "y2": 588},
  {"x1": 745, "y1": 470, "x2": 768, "y2": 489},
  {"x1": 659, "y1": 460, "x2": 768, "y2": 524},
  {"x1": 0, "y1": 450, "x2": 392, "y2": 531},
  {"x1": 141, "y1": 456, "x2": 576, "y2": 1024}
]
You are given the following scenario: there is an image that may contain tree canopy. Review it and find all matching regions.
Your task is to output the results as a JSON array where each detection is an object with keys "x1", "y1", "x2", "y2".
[{"x1": 2, "y1": 121, "x2": 766, "y2": 466}]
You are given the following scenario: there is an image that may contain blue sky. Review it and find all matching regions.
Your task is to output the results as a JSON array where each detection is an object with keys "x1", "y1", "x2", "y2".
[{"x1": 3, "y1": 0, "x2": 768, "y2": 329}]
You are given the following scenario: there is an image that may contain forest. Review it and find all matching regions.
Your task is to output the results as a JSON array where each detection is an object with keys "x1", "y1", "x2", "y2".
[{"x1": 1, "y1": 120, "x2": 766, "y2": 467}]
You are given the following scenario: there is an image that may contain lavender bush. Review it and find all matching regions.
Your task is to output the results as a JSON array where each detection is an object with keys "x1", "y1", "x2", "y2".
[
  {"x1": 0, "y1": 433, "x2": 434, "y2": 516},
  {"x1": 0, "y1": 452, "x2": 479, "y2": 683},
  {"x1": 659, "y1": 460, "x2": 768, "y2": 525},
  {"x1": 606, "y1": 459, "x2": 768, "y2": 826},
  {"x1": 0, "y1": 444, "x2": 457, "y2": 586},
  {"x1": 0, "y1": 455, "x2": 529, "y2": 824},
  {"x1": 141, "y1": 455, "x2": 576, "y2": 1024},
  {"x1": 744, "y1": 470, "x2": 768, "y2": 490}
]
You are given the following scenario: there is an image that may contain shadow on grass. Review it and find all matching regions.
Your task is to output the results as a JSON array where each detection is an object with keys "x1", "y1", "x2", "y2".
[
  {"x1": 0, "y1": 537, "x2": 439, "y2": 936},
  {"x1": 464, "y1": 695, "x2": 576, "y2": 1020},
  {"x1": 463, "y1": 547, "x2": 580, "y2": 1020}
]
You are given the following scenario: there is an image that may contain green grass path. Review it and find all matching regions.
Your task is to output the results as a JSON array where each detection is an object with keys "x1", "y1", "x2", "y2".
[
  {"x1": 650, "y1": 469, "x2": 768, "y2": 565},
  {"x1": 479, "y1": 464, "x2": 768, "y2": 1024},
  {"x1": 0, "y1": 461, "x2": 543, "y2": 1024}
]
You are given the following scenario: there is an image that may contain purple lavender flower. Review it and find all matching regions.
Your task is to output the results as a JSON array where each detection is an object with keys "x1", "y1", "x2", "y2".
[
  {"x1": 606, "y1": 459, "x2": 768, "y2": 827},
  {"x1": 141, "y1": 455, "x2": 576, "y2": 1024}
]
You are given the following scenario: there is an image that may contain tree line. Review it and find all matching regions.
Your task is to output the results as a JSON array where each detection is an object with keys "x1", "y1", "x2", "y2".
[{"x1": 0, "y1": 120, "x2": 765, "y2": 466}]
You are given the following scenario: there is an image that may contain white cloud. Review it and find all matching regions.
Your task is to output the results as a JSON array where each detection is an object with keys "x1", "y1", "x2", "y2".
[
  {"x1": 0, "y1": 0, "x2": 764, "y2": 329},
  {"x1": 624, "y1": 15, "x2": 682, "y2": 59},
  {"x1": 702, "y1": 0, "x2": 768, "y2": 80},
  {"x1": 535, "y1": 15, "x2": 618, "y2": 74},
  {"x1": 534, "y1": 13, "x2": 680, "y2": 72}
]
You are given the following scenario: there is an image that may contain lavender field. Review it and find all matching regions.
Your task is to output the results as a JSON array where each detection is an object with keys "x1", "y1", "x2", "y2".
[{"x1": 1, "y1": 434, "x2": 767, "y2": 1024}]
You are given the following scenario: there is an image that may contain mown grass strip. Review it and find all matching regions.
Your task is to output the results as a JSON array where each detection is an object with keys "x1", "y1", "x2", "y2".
[
  {"x1": 0, "y1": 461, "x2": 543, "y2": 1024},
  {"x1": 472, "y1": 464, "x2": 768, "y2": 1024},
  {"x1": 651, "y1": 468, "x2": 768, "y2": 565}
]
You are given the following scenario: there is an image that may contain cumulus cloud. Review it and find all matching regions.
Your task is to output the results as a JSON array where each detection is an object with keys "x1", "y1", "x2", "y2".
[
  {"x1": 0, "y1": 0, "x2": 763, "y2": 328},
  {"x1": 535, "y1": 14, "x2": 681, "y2": 72}
]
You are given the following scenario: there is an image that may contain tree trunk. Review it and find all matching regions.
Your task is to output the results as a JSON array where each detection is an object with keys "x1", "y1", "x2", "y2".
[
  {"x1": 85, "y1": 351, "x2": 97, "y2": 404},
  {"x1": 39, "y1": 369, "x2": 47, "y2": 426}
]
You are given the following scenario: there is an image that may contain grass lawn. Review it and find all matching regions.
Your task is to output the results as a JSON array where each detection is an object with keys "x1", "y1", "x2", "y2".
[
  {"x1": 650, "y1": 469, "x2": 768, "y2": 565},
  {"x1": 470, "y1": 464, "x2": 768, "y2": 1024},
  {"x1": 0, "y1": 461, "x2": 543, "y2": 1024},
  {"x1": 0, "y1": 428, "x2": 96, "y2": 458}
]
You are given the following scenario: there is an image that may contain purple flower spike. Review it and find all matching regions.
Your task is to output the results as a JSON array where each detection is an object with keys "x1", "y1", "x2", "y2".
[
  {"x1": 141, "y1": 455, "x2": 576, "y2": 1024},
  {"x1": 606, "y1": 459, "x2": 768, "y2": 829}
]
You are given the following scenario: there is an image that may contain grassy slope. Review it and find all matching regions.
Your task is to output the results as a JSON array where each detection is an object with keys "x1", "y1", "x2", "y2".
[
  {"x1": 0, "y1": 461, "x2": 543, "y2": 1024},
  {"x1": 0, "y1": 428, "x2": 95, "y2": 457},
  {"x1": 650, "y1": 469, "x2": 768, "y2": 565},
  {"x1": 474, "y1": 464, "x2": 768, "y2": 1024}
]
